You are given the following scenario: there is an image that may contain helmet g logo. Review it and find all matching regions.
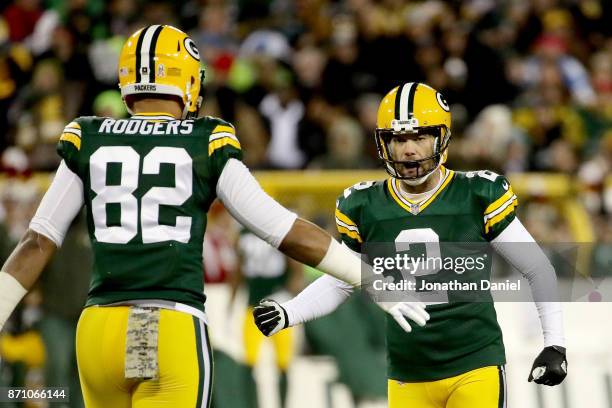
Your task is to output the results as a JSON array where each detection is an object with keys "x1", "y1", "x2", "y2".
[
  {"x1": 184, "y1": 38, "x2": 200, "y2": 61},
  {"x1": 436, "y1": 93, "x2": 450, "y2": 112}
]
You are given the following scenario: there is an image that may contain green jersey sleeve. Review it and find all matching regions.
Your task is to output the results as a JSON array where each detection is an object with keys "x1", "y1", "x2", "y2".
[
  {"x1": 207, "y1": 119, "x2": 243, "y2": 182},
  {"x1": 474, "y1": 170, "x2": 518, "y2": 240},
  {"x1": 335, "y1": 182, "x2": 373, "y2": 253},
  {"x1": 56, "y1": 119, "x2": 82, "y2": 173}
]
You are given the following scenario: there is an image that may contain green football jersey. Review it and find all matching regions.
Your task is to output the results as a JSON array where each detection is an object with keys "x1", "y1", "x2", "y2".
[
  {"x1": 335, "y1": 167, "x2": 518, "y2": 382},
  {"x1": 57, "y1": 113, "x2": 242, "y2": 313},
  {"x1": 237, "y1": 228, "x2": 288, "y2": 306}
]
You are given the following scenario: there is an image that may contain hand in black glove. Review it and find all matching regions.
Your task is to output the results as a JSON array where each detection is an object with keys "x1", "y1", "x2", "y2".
[
  {"x1": 528, "y1": 346, "x2": 567, "y2": 386},
  {"x1": 253, "y1": 299, "x2": 288, "y2": 337}
]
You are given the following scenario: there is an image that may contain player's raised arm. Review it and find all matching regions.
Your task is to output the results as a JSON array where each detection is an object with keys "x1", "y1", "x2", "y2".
[
  {"x1": 216, "y1": 158, "x2": 430, "y2": 335},
  {"x1": 216, "y1": 158, "x2": 363, "y2": 285},
  {"x1": 0, "y1": 160, "x2": 84, "y2": 330}
]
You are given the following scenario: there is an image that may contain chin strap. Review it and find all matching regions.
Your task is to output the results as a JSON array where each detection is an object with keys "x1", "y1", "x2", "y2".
[{"x1": 402, "y1": 162, "x2": 443, "y2": 186}]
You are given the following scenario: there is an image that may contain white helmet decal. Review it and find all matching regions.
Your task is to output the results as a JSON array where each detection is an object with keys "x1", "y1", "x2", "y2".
[
  {"x1": 184, "y1": 38, "x2": 200, "y2": 61},
  {"x1": 436, "y1": 92, "x2": 450, "y2": 112}
]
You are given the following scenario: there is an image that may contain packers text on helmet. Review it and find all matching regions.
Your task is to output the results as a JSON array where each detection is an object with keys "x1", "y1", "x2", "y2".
[{"x1": 118, "y1": 25, "x2": 204, "y2": 119}]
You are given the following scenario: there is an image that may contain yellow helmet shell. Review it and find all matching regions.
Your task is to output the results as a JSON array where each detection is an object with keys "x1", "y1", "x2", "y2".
[
  {"x1": 118, "y1": 25, "x2": 201, "y2": 118},
  {"x1": 376, "y1": 82, "x2": 450, "y2": 131},
  {"x1": 375, "y1": 82, "x2": 452, "y2": 180}
]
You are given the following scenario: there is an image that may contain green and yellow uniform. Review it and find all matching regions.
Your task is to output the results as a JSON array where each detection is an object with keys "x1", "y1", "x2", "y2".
[
  {"x1": 237, "y1": 229, "x2": 294, "y2": 370},
  {"x1": 59, "y1": 113, "x2": 241, "y2": 408},
  {"x1": 58, "y1": 114, "x2": 241, "y2": 312},
  {"x1": 335, "y1": 167, "x2": 516, "y2": 407}
]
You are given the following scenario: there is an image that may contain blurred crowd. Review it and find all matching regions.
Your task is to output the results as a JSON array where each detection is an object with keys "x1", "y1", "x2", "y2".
[
  {"x1": 0, "y1": 0, "x2": 609, "y2": 181},
  {"x1": 0, "y1": 0, "x2": 610, "y2": 236},
  {"x1": 0, "y1": 1, "x2": 610, "y2": 406}
]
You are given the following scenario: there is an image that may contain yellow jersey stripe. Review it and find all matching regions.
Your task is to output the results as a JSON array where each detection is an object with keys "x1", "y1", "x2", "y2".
[
  {"x1": 337, "y1": 225, "x2": 363, "y2": 243},
  {"x1": 391, "y1": 179, "x2": 419, "y2": 204},
  {"x1": 484, "y1": 199, "x2": 517, "y2": 233},
  {"x1": 419, "y1": 169, "x2": 454, "y2": 211},
  {"x1": 484, "y1": 194, "x2": 517, "y2": 223},
  {"x1": 391, "y1": 167, "x2": 449, "y2": 206},
  {"x1": 212, "y1": 125, "x2": 235, "y2": 135},
  {"x1": 387, "y1": 179, "x2": 412, "y2": 212},
  {"x1": 62, "y1": 128, "x2": 81, "y2": 138},
  {"x1": 387, "y1": 168, "x2": 455, "y2": 214},
  {"x1": 484, "y1": 188, "x2": 515, "y2": 215},
  {"x1": 208, "y1": 137, "x2": 241, "y2": 156},
  {"x1": 210, "y1": 132, "x2": 239, "y2": 143},
  {"x1": 66, "y1": 121, "x2": 81, "y2": 129},
  {"x1": 60, "y1": 132, "x2": 81, "y2": 150},
  {"x1": 335, "y1": 208, "x2": 358, "y2": 228}
]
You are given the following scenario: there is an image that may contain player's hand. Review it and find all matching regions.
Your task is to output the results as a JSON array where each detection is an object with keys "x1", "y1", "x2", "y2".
[
  {"x1": 528, "y1": 346, "x2": 567, "y2": 386},
  {"x1": 253, "y1": 299, "x2": 288, "y2": 337},
  {"x1": 377, "y1": 301, "x2": 430, "y2": 333}
]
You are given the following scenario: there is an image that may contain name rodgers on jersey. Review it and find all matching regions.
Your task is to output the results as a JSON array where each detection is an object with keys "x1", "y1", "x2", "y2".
[{"x1": 99, "y1": 118, "x2": 194, "y2": 135}]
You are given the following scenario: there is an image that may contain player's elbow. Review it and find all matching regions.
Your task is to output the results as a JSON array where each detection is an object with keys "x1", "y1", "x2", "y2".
[
  {"x1": 19, "y1": 229, "x2": 57, "y2": 252},
  {"x1": 279, "y1": 218, "x2": 331, "y2": 267},
  {"x1": 4, "y1": 229, "x2": 57, "y2": 289}
]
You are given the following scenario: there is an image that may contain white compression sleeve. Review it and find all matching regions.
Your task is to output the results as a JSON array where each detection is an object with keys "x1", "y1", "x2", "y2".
[
  {"x1": 491, "y1": 217, "x2": 566, "y2": 347},
  {"x1": 282, "y1": 274, "x2": 354, "y2": 326},
  {"x1": 29, "y1": 161, "x2": 84, "y2": 247},
  {"x1": 315, "y1": 238, "x2": 366, "y2": 286},
  {"x1": 216, "y1": 159, "x2": 297, "y2": 248},
  {"x1": 0, "y1": 272, "x2": 27, "y2": 329}
]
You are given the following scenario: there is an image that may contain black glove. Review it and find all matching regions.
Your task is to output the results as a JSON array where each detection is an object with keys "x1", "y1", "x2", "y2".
[
  {"x1": 253, "y1": 299, "x2": 288, "y2": 337},
  {"x1": 528, "y1": 345, "x2": 567, "y2": 386}
]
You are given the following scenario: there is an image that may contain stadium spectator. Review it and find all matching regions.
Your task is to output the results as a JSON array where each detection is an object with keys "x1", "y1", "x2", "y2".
[
  {"x1": 3, "y1": 0, "x2": 42, "y2": 42},
  {"x1": 309, "y1": 115, "x2": 374, "y2": 170}
]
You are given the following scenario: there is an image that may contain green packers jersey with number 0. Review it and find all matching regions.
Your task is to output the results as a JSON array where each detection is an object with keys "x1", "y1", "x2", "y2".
[
  {"x1": 335, "y1": 167, "x2": 518, "y2": 382},
  {"x1": 57, "y1": 113, "x2": 242, "y2": 313}
]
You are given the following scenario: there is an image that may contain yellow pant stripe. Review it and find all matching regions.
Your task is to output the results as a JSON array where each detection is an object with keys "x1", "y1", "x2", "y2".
[{"x1": 193, "y1": 316, "x2": 213, "y2": 408}]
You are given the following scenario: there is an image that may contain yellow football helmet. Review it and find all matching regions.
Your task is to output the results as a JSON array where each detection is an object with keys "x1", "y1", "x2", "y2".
[
  {"x1": 118, "y1": 25, "x2": 203, "y2": 119},
  {"x1": 375, "y1": 82, "x2": 451, "y2": 181}
]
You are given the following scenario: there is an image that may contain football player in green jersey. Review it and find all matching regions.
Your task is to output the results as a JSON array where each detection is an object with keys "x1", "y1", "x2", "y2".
[
  {"x1": 0, "y1": 27, "x2": 429, "y2": 408},
  {"x1": 229, "y1": 228, "x2": 303, "y2": 407},
  {"x1": 254, "y1": 82, "x2": 568, "y2": 407}
]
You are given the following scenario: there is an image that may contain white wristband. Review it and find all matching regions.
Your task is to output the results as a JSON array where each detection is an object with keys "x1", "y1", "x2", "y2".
[
  {"x1": 0, "y1": 272, "x2": 27, "y2": 329},
  {"x1": 315, "y1": 239, "x2": 363, "y2": 287}
]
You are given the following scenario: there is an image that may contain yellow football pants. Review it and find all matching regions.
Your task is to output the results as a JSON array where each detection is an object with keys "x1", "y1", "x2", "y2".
[
  {"x1": 388, "y1": 366, "x2": 507, "y2": 408},
  {"x1": 243, "y1": 307, "x2": 293, "y2": 370},
  {"x1": 76, "y1": 306, "x2": 213, "y2": 408}
]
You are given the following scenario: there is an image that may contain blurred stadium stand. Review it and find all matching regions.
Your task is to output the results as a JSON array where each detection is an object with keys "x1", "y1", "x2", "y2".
[{"x1": 0, "y1": 0, "x2": 610, "y2": 407}]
